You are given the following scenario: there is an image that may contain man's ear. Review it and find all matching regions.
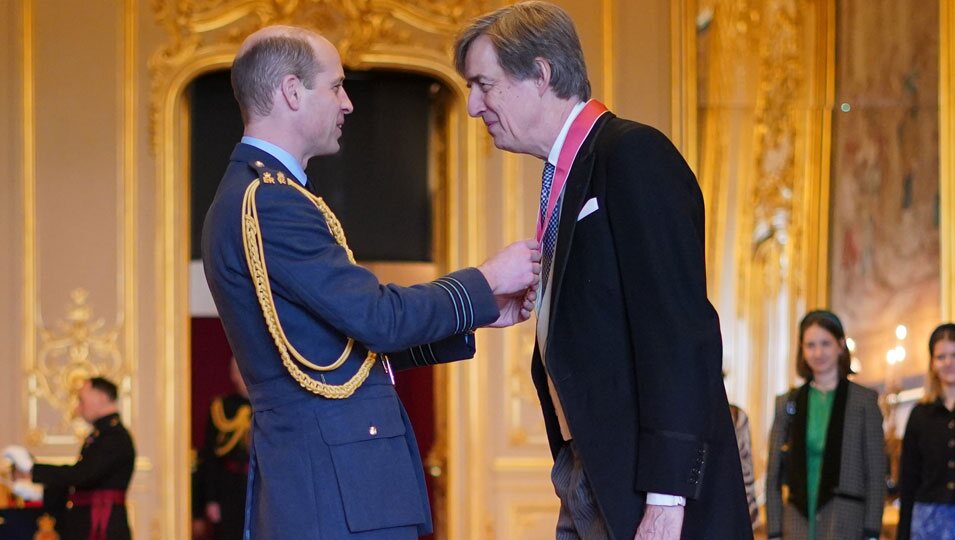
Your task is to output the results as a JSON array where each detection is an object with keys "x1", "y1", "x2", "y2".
[
  {"x1": 534, "y1": 57, "x2": 552, "y2": 97},
  {"x1": 279, "y1": 74, "x2": 303, "y2": 111}
]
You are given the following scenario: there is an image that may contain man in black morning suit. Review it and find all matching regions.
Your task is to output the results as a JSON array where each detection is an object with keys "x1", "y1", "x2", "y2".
[
  {"x1": 201, "y1": 25, "x2": 540, "y2": 539},
  {"x1": 455, "y1": 3, "x2": 751, "y2": 539},
  {"x1": 4, "y1": 377, "x2": 135, "y2": 540}
]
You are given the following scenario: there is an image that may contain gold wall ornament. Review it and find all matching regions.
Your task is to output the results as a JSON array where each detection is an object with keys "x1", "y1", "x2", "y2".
[
  {"x1": 148, "y1": 0, "x2": 488, "y2": 151},
  {"x1": 34, "y1": 513, "x2": 59, "y2": 540},
  {"x1": 30, "y1": 289, "x2": 127, "y2": 444},
  {"x1": 749, "y1": 0, "x2": 802, "y2": 283}
]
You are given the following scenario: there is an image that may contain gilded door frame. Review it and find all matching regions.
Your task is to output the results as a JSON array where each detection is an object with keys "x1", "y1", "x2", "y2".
[
  {"x1": 941, "y1": 0, "x2": 955, "y2": 321},
  {"x1": 149, "y1": 6, "x2": 488, "y2": 538}
]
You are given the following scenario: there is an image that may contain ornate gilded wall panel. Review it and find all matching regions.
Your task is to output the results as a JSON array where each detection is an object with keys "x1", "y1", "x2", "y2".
[
  {"x1": 18, "y1": 0, "x2": 140, "y2": 452},
  {"x1": 675, "y1": 0, "x2": 834, "y2": 503},
  {"x1": 29, "y1": 289, "x2": 131, "y2": 446},
  {"x1": 829, "y1": 0, "x2": 941, "y2": 386},
  {"x1": 944, "y1": 0, "x2": 955, "y2": 323},
  {"x1": 677, "y1": 0, "x2": 954, "y2": 528},
  {"x1": 149, "y1": 0, "x2": 489, "y2": 149},
  {"x1": 11, "y1": 0, "x2": 150, "y2": 535},
  {"x1": 498, "y1": 496, "x2": 562, "y2": 539}
]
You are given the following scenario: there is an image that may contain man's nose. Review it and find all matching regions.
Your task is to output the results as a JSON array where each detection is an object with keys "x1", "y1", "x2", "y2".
[
  {"x1": 341, "y1": 89, "x2": 354, "y2": 114},
  {"x1": 466, "y1": 89, "x2": 485, "y2": 118}
]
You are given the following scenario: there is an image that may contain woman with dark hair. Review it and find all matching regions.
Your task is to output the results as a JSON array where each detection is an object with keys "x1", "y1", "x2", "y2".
[
  {"x1": 765, "y1": 310, "x2": 885, "y2": 539},
  {"x1": 898, "y1": 322, "x2": 955, "y2": 539}
]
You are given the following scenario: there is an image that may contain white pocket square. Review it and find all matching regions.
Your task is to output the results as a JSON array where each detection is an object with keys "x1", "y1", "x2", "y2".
[{"x1": 577, "y1": 197, "x2": 599, "y2": 221}]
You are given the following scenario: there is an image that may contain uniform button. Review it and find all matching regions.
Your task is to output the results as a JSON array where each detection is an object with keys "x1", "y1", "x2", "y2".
[
  {"x1": 949, "y1": 460, "x2": 955, "y2": 469},
  {"x1": 949, "y1": 420, "x2": 955, "y2": 429},
  {"x1": 948, "y1": 481, "x2": 955, "y2": 490},
  {"x1": 368, "y1": 426, "x2": 378, "y2": 436},
  {"x1": 253, "y1": 160, "x2": 264, "y2": 168},
  {"x1": 66, "y1": 501, "x2": 73, "y2": 509},
  {"x1": 949, "y1": 439, "x2": 955, "y2": 448}
]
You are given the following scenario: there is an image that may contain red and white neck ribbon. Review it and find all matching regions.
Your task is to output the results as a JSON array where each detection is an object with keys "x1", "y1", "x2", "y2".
[{"x1": 536, "y1": 99, "x2": 609, "y2": 242}]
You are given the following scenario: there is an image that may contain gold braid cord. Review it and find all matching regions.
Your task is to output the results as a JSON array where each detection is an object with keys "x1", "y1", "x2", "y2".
[
  {"x1": 241, "y1": 172, "x2": 377, "y2": 399},
  {"x1": 210, "y1": 397, "x2": 252, "y2": 457}
]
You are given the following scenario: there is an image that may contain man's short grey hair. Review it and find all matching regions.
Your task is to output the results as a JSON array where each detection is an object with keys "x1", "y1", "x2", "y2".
[
  {"x1": 453, "y1": 1, "x2": 590, "y2": 101},
  {"x1": 232, "y1": 32, "x2": 321, "y2": 121}
]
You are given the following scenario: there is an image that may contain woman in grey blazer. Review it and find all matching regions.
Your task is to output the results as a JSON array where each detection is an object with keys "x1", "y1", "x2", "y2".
[{"x1": 765, "y1": 310, "x2": 886, "y2": 539}]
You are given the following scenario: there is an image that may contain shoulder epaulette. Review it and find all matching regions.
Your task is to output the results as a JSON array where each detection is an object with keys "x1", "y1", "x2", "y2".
[{"x1": 248, "y1": 160, "x2": 292, "y2": 186}]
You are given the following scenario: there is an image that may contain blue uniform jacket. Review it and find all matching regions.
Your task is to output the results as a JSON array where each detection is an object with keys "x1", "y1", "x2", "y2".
[{"x1": 201, "y1": 143, "x2": 498, "y2": 538}]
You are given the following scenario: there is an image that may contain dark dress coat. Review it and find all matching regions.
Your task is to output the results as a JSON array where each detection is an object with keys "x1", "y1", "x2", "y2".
[{"x1": 532, "y1": 113, "x2": 753, "y2": 539}]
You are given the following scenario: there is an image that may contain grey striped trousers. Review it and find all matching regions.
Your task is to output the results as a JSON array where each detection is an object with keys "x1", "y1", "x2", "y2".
[{"x1": 551, "y1": 441, "x2": 612, "y2": 539}]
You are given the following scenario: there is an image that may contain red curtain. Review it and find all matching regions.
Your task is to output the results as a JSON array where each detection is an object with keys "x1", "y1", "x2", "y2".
[
  {"x1": 189, "y1": 317, "x2": 436, "y2": 539},
  {"x1": 190, "y1": 318, "x2": 235, "y2": 448}
]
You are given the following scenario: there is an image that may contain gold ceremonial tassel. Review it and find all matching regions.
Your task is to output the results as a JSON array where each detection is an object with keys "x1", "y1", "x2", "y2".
[
  {"x1": 210, "y1": 398, "x2": 252, "y2": 456},
  {"x1": 241, "y1": 178, "x2": 377, "y2": 399}
]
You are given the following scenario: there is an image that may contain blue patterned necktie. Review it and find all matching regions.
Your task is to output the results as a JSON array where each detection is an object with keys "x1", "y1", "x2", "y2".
[{"x1": 539, "y1": 162, "x2": 560, "y2": 297}]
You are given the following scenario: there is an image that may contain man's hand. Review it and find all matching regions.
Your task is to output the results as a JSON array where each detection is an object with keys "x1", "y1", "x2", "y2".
[
  {"x1": 634, "y1": 505, "x2": 684, "y2": 540},
  {"x1": 478, "y1": 239, "x2": 541, "y2": 296},
  {"x1": 2, "y1": 445, "x2": 33, "y2": 473},
  {"x1": 488, "y1": 285, "x2": 538, "y2": 328},
  {"x1": 206, "y1": 501, "x2": 222, "y2": 523}
]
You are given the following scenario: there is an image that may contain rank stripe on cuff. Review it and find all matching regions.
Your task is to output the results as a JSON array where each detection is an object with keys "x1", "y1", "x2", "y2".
[
  {"x1": 443, "y1": 276, "x2": 474, "y2": 330},
  {"x1": 432, "y1": 280, "x2": 462, "y2": 333},
  {"x1": 434, "y1": 276, "x2": 474, "y2": 331}
]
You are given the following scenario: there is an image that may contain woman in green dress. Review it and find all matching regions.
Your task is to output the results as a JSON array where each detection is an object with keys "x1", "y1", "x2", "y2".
[{"x1": 765, "y1": 310, "x2": 885, "y2": 539}]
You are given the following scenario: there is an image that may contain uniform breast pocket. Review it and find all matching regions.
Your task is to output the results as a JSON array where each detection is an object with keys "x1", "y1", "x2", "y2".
[{"x1": 316, "y1": 394, "x2": 426, "y2": 532}]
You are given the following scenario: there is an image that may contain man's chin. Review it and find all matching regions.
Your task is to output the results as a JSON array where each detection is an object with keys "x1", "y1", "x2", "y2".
[
  {"x1": 315, "y1": 141, "x2": 341, "y2": 156},
  {"x1": 490, "y1": 136, "x2": 512, "y2": 152}
]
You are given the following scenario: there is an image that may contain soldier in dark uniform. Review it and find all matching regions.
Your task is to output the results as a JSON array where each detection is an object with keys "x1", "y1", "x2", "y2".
[
  {"x1": 4, "y1": 377, "x2": 136, "y2": 540},
  {"x1": 198, "y1": 359, "x2": 250, "y2": 540}
]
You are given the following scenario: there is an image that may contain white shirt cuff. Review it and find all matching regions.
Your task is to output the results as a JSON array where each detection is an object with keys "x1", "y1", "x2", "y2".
[{"x1": 645, "y1": 493, "x2": 686, "y2": 506}]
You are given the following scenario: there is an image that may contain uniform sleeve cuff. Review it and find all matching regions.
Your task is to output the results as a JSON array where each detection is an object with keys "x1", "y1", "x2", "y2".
[
  {"x1": 433, "y1": 268, "x2": 498, "y2": 330},
  {"x1": 645, "y1": 493, "x2": 686, "y2": 506}
]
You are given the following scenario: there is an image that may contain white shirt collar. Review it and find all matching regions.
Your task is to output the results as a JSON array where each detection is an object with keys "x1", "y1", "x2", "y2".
[{"x1": 546, "y1": 100, "x2": 588, "y2": 167}]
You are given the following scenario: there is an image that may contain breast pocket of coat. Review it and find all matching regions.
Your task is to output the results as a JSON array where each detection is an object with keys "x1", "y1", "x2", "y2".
[{"x1": 316, "y1": 394, "x2": 426, "y2": 532}]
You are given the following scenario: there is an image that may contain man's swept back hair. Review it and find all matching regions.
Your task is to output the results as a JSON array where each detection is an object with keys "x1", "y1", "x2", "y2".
[
  {"x1": 89, "y1": 377, "x2": 118, "y2": 402},
  {"x1": 453, "y1": 1, "x2": 590, "y2": 101},
  {"x1": 231, "y1": 30, "x2": 321, "y2": 121}
]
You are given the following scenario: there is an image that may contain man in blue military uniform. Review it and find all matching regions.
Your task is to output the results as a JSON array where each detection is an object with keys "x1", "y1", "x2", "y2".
[{"x1": 201, "y1": 25, "x2": 540, "y2": 539}]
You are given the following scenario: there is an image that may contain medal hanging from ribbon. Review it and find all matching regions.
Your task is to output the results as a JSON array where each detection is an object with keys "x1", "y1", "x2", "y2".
[{"x1": 536, "y1": 100, "x2": 609, "y2": 243}]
